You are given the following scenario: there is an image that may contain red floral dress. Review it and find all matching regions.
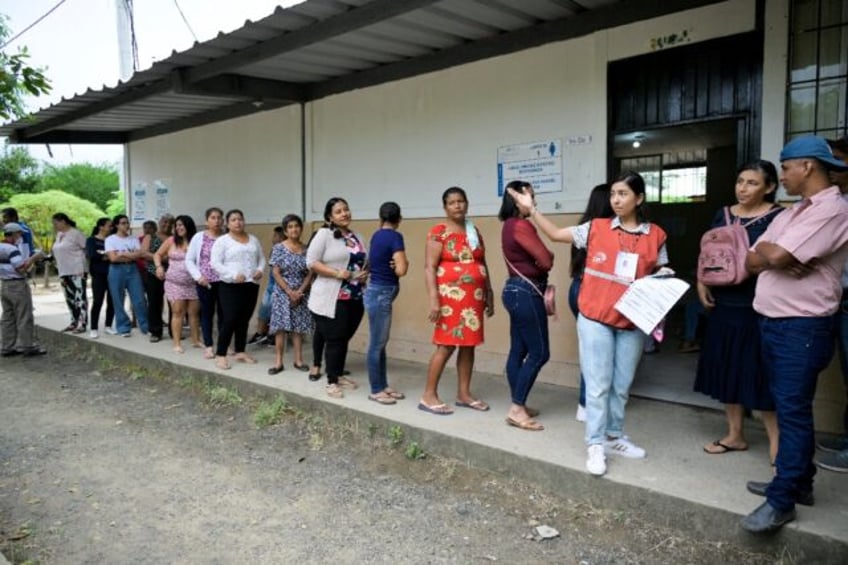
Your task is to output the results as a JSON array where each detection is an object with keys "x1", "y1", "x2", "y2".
[{"x1": 428, "y1": 224, "x2": 488, "y2": 346}]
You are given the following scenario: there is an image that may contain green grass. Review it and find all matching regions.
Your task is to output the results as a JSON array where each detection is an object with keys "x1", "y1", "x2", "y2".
[
  {"x1": 205, "y1": 384, "x2": 242, "y2": 407},
  {"x1": 253, "y1": 396, "x2": 289, "y2": 428}
]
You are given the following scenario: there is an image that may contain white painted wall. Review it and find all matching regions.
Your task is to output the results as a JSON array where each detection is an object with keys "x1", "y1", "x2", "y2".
[
  {"x1": 306, "y1": 0, "x2": 759, "y2": 221},
  {"x1": 126, "y1": 105, "x2": 303, "y2": 225}
]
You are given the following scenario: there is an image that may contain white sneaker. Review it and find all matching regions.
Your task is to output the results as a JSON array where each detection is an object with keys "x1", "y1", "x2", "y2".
[
  {"x1": 89, "y1": 330, "x2": 99, "y2": 339},
  {"x1": 105, "y1": 328, "x2": 118, "y2": 335},
  {"x1": 586, "y1": 444, "x2": 606, "y2": 476},
  {"x1": 604, "y1": 435, "x2": 646, "y2": 459},
  {"x1": 575, "y1": 404, "x2": 586, "y2": 422}
]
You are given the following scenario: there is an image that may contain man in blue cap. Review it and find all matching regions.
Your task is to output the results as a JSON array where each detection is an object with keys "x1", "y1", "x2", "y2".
[
  {"x1": 0, "y1": 222, "x2": 46, "y2": 356},
  {"x1": 741, "y1": 135, "x2": 848, "y2": 532}
]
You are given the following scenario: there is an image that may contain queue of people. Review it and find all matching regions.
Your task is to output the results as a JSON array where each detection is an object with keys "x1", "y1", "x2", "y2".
[{"x1": 24, "y1": 133, "x2": 847, "y2": 536}]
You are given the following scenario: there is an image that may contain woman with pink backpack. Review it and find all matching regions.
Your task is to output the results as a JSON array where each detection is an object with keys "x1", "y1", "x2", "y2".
[{"x1": 694, "y1": 160, "x2": 784, "y2": 463}]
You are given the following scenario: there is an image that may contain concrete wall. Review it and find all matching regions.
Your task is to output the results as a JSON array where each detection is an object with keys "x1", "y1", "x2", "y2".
[{"x1": 127, "y1": 105, "x2": 303, "y2": 226}]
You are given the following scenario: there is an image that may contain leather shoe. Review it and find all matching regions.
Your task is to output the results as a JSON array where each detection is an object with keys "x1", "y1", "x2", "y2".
[
  {"x1": 746, "y1": 481, "x2": 814, "y2": 506},
  {"x1": 741, "y1": 501, "x2": 796, "y2": 533}
]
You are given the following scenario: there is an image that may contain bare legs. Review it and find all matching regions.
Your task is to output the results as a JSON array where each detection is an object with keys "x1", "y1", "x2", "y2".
[
  {"x1": 421, "y1": 345, "x2": 481, "y2": 409},
  {"x1": 704, "y1": 403, "x2": 779, "y2": 462},
  {"x1": 168, "y1": 299, "x2": 200, "y2": 353},
  {"x1": 170, "y1": 299, "x2": 186, "y2": 353},
  {"x1": 274, "y1": 331, "x2": 286, "y2": 369}
]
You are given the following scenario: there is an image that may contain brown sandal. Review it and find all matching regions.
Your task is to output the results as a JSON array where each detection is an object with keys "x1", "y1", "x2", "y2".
[
  {"x1": 506, "y1": 417, "x2": 544, "y2": 431},
  {"x1": 368, "y1": 392, "x2": 396, "y2": 405}
]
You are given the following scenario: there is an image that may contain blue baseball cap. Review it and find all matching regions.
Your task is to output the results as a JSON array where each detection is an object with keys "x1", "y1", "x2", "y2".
[{"x1": 780, "y1": 135, "x2": 848, "y2": 170}]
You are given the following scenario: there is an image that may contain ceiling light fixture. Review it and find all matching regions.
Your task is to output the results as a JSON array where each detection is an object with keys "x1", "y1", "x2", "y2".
[{"x1": 632, "y1": 134, "x2": 646, "y2": 149}]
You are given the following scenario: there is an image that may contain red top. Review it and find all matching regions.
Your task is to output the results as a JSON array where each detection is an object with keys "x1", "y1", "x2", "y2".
[{"x1": 501, "y1": 217, "x2": 553, "y2": 281}]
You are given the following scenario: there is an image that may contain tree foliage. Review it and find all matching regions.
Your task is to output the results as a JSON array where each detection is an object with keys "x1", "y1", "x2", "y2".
[
  {"x1": 105, "y1": 190, "x2": 125, "y2": 217},
  {"x1": 0, "y1": 190, "x2": 104, "y2": 251},
  {"x1": 0, "y1": 144, "x2": 40, "y2": 201},
  {"x1": 39, "y1": 162, "x2": 119, "y2": 211},
  {"x1": 0, "y1": 14, "x2": 51, "y2": 121}
]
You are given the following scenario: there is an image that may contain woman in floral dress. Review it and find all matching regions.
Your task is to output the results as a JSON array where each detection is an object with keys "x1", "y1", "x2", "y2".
[
  {"x1": 155, "y1": 215, "x2": 201, "y2": 353},
  {"x1": 419, "y1": 186, "x2": 494, "y2": 415},
  {"x1": 267, "y1": 214, "x2": 313, "y2": 375}
]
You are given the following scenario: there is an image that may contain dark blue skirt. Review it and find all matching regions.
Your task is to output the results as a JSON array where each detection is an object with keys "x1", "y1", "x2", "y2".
[{"x1": 693, "y1": 304, "x2": 775, "y2": 411}]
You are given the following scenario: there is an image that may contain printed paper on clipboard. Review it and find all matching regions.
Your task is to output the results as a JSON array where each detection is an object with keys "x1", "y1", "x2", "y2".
[{"x1": 614, "y1": 277, "x2": 690, "y2": 335}]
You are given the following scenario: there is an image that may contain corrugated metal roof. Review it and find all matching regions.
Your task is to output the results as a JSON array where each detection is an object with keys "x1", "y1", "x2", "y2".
[{"x1": 0, "y1": 0, "x2": 723, "y2": 144}]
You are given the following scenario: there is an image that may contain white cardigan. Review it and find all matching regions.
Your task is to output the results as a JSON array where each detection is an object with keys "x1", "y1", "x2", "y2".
[{"x1": 306, "y1": 227, "x2": 366, "y2": 318}]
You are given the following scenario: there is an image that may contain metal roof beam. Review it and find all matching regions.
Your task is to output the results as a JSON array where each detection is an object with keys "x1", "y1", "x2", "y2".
[
  {"x1": 183, "y1": 0, "x2": 443, "y2": 83},
  {"x1": 306, "y1": 0, "x2": 726, "y2": 101},
  {"x1": 11, "y1": 80, "x2": 172, "y2": 142},
  {"x1": 174, "y1": 72, "x2": 307, "y2": 103},
  {"x1": 10, "y1": 130, "x2": 129, "y2": 144}
]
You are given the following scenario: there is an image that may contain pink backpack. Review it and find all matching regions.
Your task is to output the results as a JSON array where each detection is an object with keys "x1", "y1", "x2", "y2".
[{"x1": 697, "y1": 207, "x2": 775, "y2": 287}]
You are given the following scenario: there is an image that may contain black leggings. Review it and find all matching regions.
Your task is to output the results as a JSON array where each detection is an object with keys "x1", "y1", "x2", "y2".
[
  {"x1": 216, "y1": 282, "x2": 259, "y2": 356},
  {"x1": 313, "y1": 299, "x2": 364, "y2": 384},
  {"x1": 89, "y1": 272, "x2": 114, "y2": 331}
]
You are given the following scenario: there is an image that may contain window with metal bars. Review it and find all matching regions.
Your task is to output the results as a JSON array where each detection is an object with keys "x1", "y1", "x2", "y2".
[{"x1": 787, "y1": 0, "x2": 848, "y2": 140}]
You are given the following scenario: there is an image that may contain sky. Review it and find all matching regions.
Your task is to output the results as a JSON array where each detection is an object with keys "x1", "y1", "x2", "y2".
[{"x1": 0, "y1": 0, "x2": 300, "y2": 165}]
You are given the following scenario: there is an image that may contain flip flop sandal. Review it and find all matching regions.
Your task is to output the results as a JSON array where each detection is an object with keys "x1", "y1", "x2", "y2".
[
  {"x1": 383, "y1": 388, "x2": 405, "y2": 400},
  {"x1": 326, "y1": 384, "x2": 344, "y2": 398},
  {"x1": 338, "y1": 376, "x2": 358, "y2": 389},
  {"x1": 215, "y1": 357, "x2": 231, "y2": 370},
  {"x1": 455, "y1": 399, "x2": 490, "y2": 412},
  {"x1": 526, "y1": 407, "x2": 540, "y2": 418},
  {"x1": 369, "y1": 393, "x2": 396, "y2": 405},
  {"x1": 703, "y1": 440, "x2": 748, "y2": 454},
  {"x1": 506, "y1": 417, "x2": 545, "y2": 431},
  {"x1": 417, "y1": 401, "x2": 453, "y2": 415}
]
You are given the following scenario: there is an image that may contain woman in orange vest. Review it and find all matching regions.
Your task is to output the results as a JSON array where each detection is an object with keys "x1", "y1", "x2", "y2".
[{"x1": 508, "y1": 171, "x2": 668, "y2": 477}]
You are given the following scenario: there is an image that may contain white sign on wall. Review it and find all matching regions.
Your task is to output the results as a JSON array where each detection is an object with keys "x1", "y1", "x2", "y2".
[
  {"x1": 497, "y1": 139, "x2": 562, "y2": 195},
  {"x1": 154, "y1": 180, "x2": 171, "y2": 219},
  {"x1": 131, "y1": 183, "x2": 149, "y2": 223}
]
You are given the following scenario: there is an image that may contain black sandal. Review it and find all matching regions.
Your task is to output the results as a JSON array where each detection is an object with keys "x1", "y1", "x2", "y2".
[
  {"x1": 267, "y1": 365, "x2": 284, "y2": 375},
  {"x1": 293, "y1": 363, "x2": 310, "y2": 372},
  {"x1": 308, "y1": 370, "x2": 322, "y2": 382}
]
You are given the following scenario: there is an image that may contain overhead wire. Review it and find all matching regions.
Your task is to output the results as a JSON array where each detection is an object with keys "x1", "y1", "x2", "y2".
[
  {"x1": 0, "y1": 0, "x2": 70, "y2": 50},
  {"x1": 172, "y1": 0, "x2": 198, "y2": 42}
]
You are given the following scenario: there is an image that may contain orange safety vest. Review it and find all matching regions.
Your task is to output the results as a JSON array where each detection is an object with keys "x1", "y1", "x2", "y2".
[{"x1": 577, "y1": 218, "x2": 667, "y2": 330}]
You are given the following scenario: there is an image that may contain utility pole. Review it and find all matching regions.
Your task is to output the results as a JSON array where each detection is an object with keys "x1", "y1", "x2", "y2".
[{"x1": 114, "y1": 0, "x2": 135, "y2": 81}]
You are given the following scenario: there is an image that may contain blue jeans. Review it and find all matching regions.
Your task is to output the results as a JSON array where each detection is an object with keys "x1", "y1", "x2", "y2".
[
  {"x1": 838, "y1": 297, "x2": 848, "y2": 434},
  {"x1": 364, "y1": 284, "x2": 398, "y2": 394},
  {"x1": 567, "y1": 279, "x2": 587, "y2": 406},
  {"x1": 257, "y1": 279, "x2": 275, "y2": 323},
  {"x1": 762, "y1": 316, "x2": 836, "y2": 512},
  {"x1": 577, "y1": 314, "x2": 645, "y2": 445},
  {"x1": 108, "y1": 264, "x2": 148, "y2": 334},
  {"x1": 502, "y1": 277, "x2": 550, "y2": 405}
]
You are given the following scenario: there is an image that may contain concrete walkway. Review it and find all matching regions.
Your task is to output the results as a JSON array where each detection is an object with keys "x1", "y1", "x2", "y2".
[{"x1": 30, "y1": 291, "x2": 848, "y2": 562}]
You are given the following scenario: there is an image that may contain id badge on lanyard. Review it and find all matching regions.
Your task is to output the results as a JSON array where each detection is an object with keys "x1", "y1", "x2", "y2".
[{"x1": 614, "y1": 251, "x2": 639, "y2": 282}]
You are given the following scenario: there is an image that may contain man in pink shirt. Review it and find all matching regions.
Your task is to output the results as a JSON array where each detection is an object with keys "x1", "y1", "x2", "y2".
[{"x1": 741, "y1": 135, "x2": 848, "y2": 533}]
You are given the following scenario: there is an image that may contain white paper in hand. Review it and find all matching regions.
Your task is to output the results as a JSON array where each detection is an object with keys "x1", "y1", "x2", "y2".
[{"x1": 614, "y1": 276, "x2": 690, "y2": 334}]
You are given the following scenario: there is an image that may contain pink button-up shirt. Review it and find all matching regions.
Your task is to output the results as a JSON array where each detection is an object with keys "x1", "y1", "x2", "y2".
[{"x1": 753, "y1": 186, "x2": 848, "y2": 318}]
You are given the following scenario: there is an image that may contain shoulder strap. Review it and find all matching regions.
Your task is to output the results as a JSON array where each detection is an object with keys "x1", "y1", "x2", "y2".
[
  {"x1": 740, "y1": 205, "x2": 781, "y2": 228},
  {"x1": 723, "y1": 206, "x2": 734, "y2": 226},
  {"x1": 503, "y1": 256, "x2": 544, "y2": 299}
]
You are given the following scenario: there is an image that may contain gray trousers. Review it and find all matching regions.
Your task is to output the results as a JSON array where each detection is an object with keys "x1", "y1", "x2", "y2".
[{"x1": 1, "y1": 278, "x2": 35, "y2": 352}]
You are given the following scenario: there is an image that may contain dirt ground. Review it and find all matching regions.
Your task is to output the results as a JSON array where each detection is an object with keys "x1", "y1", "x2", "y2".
[{"x1": 0, "y1": 349, "x2": 784, "y2": 564}]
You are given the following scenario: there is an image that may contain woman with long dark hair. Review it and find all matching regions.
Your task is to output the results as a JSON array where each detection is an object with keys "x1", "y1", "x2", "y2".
[
  {"x1": 210, "y1": 209, "x2": 265, "y2": 369},
  {"x1": 499, "y1": 181, "x2": 553, "y2": 430},
  {"x1": 509, "y1": 172, "x2": 669, "y2": 476},
  {"x1": 186, "y1": 207, "x2": 224, "y2": 359},
  {"x1": 694, "y1": 160, "x2": 783, "y2": 462},
  {"x1": 105, "y1": 214, "x2": 148, "y2": 337},
  {"x1": 155, "y1": 215, "x2": 201, "y2": 354},
  {"x1": 86, "y1": 217, "x2": 114, "y2": 338},
  {"x1": 51, "y1": 212, "x2": 88, "y2": 333},
  {"x1": 306, "y1": 197, "x2": 367, "y2": 398}
]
